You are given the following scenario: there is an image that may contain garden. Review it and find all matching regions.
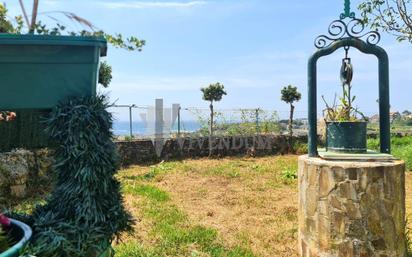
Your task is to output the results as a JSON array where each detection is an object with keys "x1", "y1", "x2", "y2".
[
  {"x1": 1, "y1": 0, "x2": 412, "y2": 256},
  {"x1": 4, "y1": 142, "x2": 412, "y2": 256}
]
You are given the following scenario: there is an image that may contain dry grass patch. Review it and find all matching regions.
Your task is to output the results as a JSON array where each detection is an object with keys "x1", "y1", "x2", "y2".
[
  {"x1": 117, "y1": 156, "x2": 299, "y2": 257},
  {"x1": 6, "y1": 153, "x2": 412, "y2": 256}
]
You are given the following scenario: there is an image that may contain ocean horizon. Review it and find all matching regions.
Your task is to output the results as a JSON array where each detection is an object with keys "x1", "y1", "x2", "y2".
[{"x1": 112, "y1": 120, "x2": 202, "y2": 136}]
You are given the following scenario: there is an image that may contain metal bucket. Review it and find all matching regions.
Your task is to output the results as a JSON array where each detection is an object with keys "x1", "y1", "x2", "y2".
[{"x1": 326, "y1": 121, "x2": 367, "y2": 153}]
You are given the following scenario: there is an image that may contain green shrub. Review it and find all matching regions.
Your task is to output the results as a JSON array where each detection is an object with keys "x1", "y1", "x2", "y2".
[
  {"x1": 280, "y1": 167, "x2": 297, "y2": 183},
  {"x1": 293, "y1": 141, "x2": 308, "y2": 155},
  {"x1": 368, "y1": 136, "x2": 412, "y2": 170},
  {"x1": 20, "y1": 96, "x2": 132, "y2": 257},
  {"x1": 98, "y1": 61, "x2": 113, "y2": 88}
]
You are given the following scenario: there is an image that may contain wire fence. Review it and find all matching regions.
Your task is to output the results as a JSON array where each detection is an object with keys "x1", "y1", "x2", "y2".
[
  {"x1": 107, "y1": 101, "x2": 390, "y2": 140},
  {"x1": 108, "y1": 104, "x2": 312, "y2": 139}
]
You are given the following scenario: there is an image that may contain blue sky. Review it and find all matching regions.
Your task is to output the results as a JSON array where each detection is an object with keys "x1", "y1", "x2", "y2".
[{"x1": 6, "y1": 0, "x2": 412, "y2": 120}]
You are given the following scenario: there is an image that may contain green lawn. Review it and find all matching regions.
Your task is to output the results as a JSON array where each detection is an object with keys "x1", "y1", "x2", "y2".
[
  {"x1": 368, "y1": 136, "x2": 412, "y2": 170},
  {"x1": 6, "y1": 136, "x2": 412, "y2": 257},
  {"x1": 115, "y1": 156, "x2": 299, "y2": 257}
]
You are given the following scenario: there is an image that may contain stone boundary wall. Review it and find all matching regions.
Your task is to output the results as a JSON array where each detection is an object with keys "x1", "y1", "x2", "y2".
[
  {"x1": 0, "y1": 135, "x2": 305, "y2": 199},
  {"x1": 115, "y1": 134, "x2": 307, "y2": 167},
  {"x1": 1, "y1": 132, "x2": 409, "y2": 199}
]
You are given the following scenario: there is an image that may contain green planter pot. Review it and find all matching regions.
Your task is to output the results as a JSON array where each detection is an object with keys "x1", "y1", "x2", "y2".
[
  {"x1": 0, "y1": 219, "x2": 32, "y2": 257},
  {"x1": 0, "y1": 34, "x2": 107, "y2": 109},
  {"x1": 326, "y1": 121, "x2": 367, "y2": 153}
]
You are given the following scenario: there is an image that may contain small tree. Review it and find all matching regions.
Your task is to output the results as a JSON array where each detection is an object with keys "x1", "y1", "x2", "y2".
[
  {"x1": 403, "y1": 110, "x2": 411, "y2": 116},
  {"x1": 281, "y1": 85, "x2": 301, "y2": 138},
  {"x1": 201, "y1": 83, "x2": 227, "y2": 156},
  {"x1": 359, "y1": 0, "x2": 412, "y2": 43}
]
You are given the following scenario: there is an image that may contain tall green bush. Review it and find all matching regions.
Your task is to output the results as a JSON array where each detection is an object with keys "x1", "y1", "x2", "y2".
[{"x1": 21, "y1": 95, "x2": 132, "y2": 257}]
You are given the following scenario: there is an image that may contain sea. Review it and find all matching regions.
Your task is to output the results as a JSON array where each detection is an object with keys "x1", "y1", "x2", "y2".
[{"x1": 112, "y1": 120, "x2": 201, "y2": 136}]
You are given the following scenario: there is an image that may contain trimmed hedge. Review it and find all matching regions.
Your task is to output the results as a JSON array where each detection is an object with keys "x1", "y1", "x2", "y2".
[{"x1": 17, "y1": 96, "x2": 132, "y2": 257}]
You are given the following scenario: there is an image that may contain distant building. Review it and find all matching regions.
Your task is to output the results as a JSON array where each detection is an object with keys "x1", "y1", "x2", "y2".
[
  {"x1": 369, "y1": 114, "x2": 379, "y2": 123},
  {"x1": 369, "y1": 112, "x2": 401, "y2": 123}
]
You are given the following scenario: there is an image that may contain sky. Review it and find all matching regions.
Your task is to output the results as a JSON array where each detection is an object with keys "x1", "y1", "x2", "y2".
[{"x1": 5, "y1": 0, "x2": 412, "y2": 120}]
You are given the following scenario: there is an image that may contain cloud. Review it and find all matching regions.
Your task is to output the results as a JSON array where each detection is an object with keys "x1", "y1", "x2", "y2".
[{"x1": 102, "y1": 1, "x2": 207, "y2": 9}]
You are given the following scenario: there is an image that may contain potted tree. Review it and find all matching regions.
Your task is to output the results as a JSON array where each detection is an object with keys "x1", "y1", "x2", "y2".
[
  {"x1": 0, "y1": 2, "x2": 144, "y2": 109},
  {"x1": 0, "y1": 2, "x2": 142, "y2": 256},
  {"x1": 322, "y1": 58, "x2": 368, "y2": 153}
]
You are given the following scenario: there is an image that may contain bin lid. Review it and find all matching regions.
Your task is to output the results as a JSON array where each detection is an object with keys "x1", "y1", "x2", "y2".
[{"x1": 0, "y1": 34, "x2": 107, "y2": 56}]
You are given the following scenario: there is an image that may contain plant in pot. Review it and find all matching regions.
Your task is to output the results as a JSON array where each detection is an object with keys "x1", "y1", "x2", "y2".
[
  {"x1": 322, "y1": 56, "x2": 368, "y2": 153},
  {"x1": 0, "y1": 2, "x2": 144, "y2": 151},
  {"x1": 0, "y1": 2, "x2": 141, "y2": 256},
  {"x1": 0, "y1": 2, "x2": 145, "y2": 110}
]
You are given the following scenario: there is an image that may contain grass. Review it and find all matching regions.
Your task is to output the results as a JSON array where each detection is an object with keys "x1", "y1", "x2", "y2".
[
  {"x1": 123, "y1": 184, "x2": 170, "y2": 202},
  {"x1": 118, "y1": 171, "x2": 257, "y2": 257},
  {"x1": 5, "y1": 141, "x2": 412, "y2": 256},
  {"x1": 117, "y1": 153, "x2": 412, "y2": 257},
  {"x1": 117, "y1": 156, "x2": 299, "y2": 257},
  {"x1": 368, "y1": 136, "x2": 412, "y2": 170}
]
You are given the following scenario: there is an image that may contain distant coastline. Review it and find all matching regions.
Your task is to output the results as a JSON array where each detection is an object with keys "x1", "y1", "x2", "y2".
[{"x1": 112, "y1": 120, "x2": 201, "y2": 136}]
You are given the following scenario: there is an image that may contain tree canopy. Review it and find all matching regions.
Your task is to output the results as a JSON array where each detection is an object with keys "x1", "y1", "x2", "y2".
[
  {"x1": 359, "y1": 0, "x2": 412, "y2": 43},
  {"x1": 0, "y1": 2, "x2": 145, "y2": 51},
  {"x1": 281, "y1": 85, "x2": 301, "y2": 104},
  {"x1": 201, "y1": 83, "x2": 227, "y2": 103}
]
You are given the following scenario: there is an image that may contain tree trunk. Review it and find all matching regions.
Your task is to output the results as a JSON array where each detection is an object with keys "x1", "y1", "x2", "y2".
[
  {"x1": 288, "y1": 103, "x2": 295, "y2": 152},
  {"x1": 209, "y1": 102, "x2": 214, "y2": 157},
  {"x1": 29, "y1": 0, "x2": 39, "y2": 33},
  {"x1": 289, "y1": 103, "x2": 295, "y2": 137},
  {"x1": 19, "y1": 0, "x2": 31, "y2": 28}
]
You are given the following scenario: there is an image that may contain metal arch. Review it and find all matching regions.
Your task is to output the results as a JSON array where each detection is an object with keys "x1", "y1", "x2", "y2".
[
  {"x1": 307, "y1": 37, "x2": 390, "y2": 157},
  {"x1": 314, "y1": 19, "x2": 381, "y2": 49}
]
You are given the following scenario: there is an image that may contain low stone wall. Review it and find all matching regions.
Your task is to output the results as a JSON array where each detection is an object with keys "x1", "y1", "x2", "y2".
[
  {"x1": 116, "y1": 134, "x2": 307, "y2": 167},
  {"x1": 0, "y1": 149, "x2": 54, "y2": 201},
  {"x1": 0, "y1": 135, "x2": 305, "y2": 199}
]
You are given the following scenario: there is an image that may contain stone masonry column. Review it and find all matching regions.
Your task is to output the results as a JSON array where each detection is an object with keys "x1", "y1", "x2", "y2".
[{"x1": 298, "y1": 156, "x2": 406, "y2": 257}]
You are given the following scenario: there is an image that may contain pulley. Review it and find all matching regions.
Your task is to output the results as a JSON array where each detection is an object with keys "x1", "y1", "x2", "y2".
[{"x1": 340, "y1": 46, "x2": 353, "y2": 85}]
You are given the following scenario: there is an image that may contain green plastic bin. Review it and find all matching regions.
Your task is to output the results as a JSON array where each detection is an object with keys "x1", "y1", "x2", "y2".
[
  {"x1": 0, "y1": 34, "x2": 107, "y2": 109},
  {"x1": 0, "y1": 219, "x2": 32, "y2": 257}
]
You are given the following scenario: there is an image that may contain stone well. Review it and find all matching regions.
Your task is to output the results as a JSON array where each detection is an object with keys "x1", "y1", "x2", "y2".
[{"x1": 298, "y1": 156, "x2": 406, "y2": 257}]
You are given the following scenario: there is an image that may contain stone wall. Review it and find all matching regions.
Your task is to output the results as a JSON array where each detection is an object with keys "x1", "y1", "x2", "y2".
[
  {"x1": 116, "y1": 134, "x2": 307, "y2": 167},
  {"x1": 298, "y1": 156, "x2": 406, "y2": 257},
  {"x1": 0, "y1": 149, "x2": 54, "y2": 202},
  {"x1": 0, "y1": 135, "x2": 304, "y2": 199}
]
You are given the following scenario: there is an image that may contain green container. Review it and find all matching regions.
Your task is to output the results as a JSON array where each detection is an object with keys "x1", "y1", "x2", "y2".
[
  {"x1": 0, "y1": 34, "x2": 107, "y2": 110},
  {"x1": 326, "y1": 121, "x2": 367, "y2": 153},
  {"x1": 0, "y1": 219, "x2": 32, "y2": 257}
]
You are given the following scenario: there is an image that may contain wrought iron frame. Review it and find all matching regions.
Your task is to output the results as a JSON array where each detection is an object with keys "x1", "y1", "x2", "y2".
[{"x1": 308, "y1": 8, "x2": 390, "y2": 157}]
